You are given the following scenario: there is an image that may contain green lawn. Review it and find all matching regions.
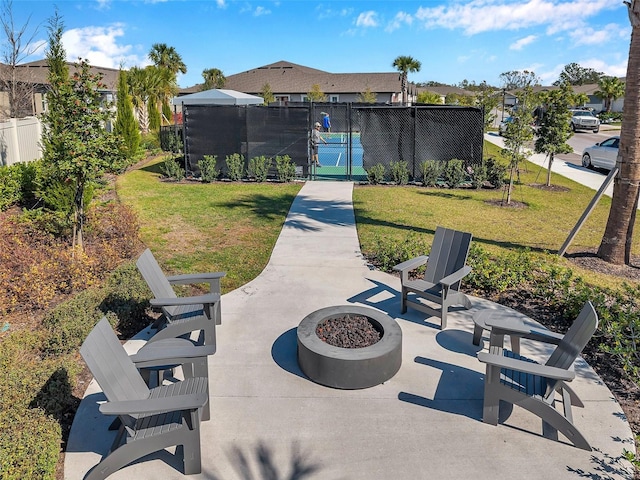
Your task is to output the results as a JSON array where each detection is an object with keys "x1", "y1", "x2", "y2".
[
  {"x1": 116, "y1": 156, "x2": 302, "y2": 292},
  {"x1": 118, "y1": 146, "x2": 639, "y2": 291}
]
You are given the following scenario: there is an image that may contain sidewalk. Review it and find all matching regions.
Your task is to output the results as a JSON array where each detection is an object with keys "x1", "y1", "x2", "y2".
[
  {"x1": 65, "y1": 181, "x2": 635, "y2": 479},
  {"x1": 484, "y1": 132, "x2": 616, "y2": 196}
]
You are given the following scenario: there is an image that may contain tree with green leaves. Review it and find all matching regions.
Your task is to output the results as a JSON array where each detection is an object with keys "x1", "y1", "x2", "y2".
[
  {"x1": 149, "y1": 43, "x2": 186, "y2": 76},
  {"x1": 41, "y1": 11, "x2": 123, "y2": 251},
  {"x1": 416, "y1": 90, "x2": 442, "y2": 104},
  {"x1": 598, "y1": 0, "x2": 640, "y2": 265},
  {"x1": 201, "y1": 67, "x2": 225, "y2": 90},
  {"x1": 533, "y1": 83, "x2": 576, "y2": 186},
  {"x1": 444, "y1": 92, "x2": 474, "y2": 106},
  {"x1": 473, "y1": 83, "x2": 499, "y2": 132},
  {"x1": 307, "y1": 84, "x2": 327, "y2": 102},
  {"x1": 260, "y1": 82, "x2": 274, "y2": 105},
  {"x1": 114, "y1": 68, "x2": 140, "y2": 163},
  {"x1": 595, "y1": 76, "x2": 625, "y2": 112},
  {"x1": 149, "y1": 43, "x2": 183, "y2": 126},
  {"x1": 357, "y1": 86, "x2": 377, "y2": 103},
  {"x1": 499, "y1": 70, "x2": 539, "y2": 90},
  {"x1": 501, "y1": 86, "x2": 536, "y2": 204},
  {"x1": 392, "y1": 55, "x2": 421, "y2": 105},
  {"x1": 553, "y1": 62, "x2": 603, "y2": 86}
]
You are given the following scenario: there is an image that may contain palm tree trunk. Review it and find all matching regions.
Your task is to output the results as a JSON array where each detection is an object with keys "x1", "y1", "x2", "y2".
[{"x1": 598, "y1": 0, "x2": 640, "y2": 264}]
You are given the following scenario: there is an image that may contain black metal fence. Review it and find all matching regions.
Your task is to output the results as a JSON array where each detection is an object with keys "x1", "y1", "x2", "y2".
[{"x1": 163, "y1": 102, "x2": 483, "y2": 181}]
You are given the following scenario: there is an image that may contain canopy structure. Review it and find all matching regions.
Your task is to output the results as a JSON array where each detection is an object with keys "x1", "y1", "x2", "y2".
[{"x1": 171, "y1": 88, "x2": 264, "y2": 106}]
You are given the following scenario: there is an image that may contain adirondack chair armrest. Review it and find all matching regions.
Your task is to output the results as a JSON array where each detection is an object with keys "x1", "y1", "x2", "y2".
[
  {"x1": 150, "y1": 293, "x2": 220, "y2": 308},
  {"x1": 486, "y1": 317, "x2": 565, "y2": 345},
  {"x1": 477, "y1": 352, "x2": 576, "y2": 381},
  {"x1": 438, "y1": 265, "x2": 472, "y2": 288},
  {"x1": 99, "y1": 393, "x2": 208, "y2": 415},
  {"x1": 167, "y1": 272, "x2": 227, "y2": 289},
  {"x1": 130, "y1": 344, "x2": 216, "y2": 365},
  {"x1": 393, "y1": 255, "x2": 429, "y2": 274}
]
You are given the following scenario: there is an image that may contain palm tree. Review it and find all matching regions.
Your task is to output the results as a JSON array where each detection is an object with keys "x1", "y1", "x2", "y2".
[
  {"x1": 597, "y1": 0, "x2": 640, "y2": 265},
  {"x1": 201, "y1": 68, "x2": 225, "y2": 90},
  {"x1": 595, "y1": 76, "x2": 625, "y2": 112},
  {"x1": 128, "y1": 66, "x2": 163, "y2": 134},
  {"x1": 392, "y1": 55, "x2": 421, "y2": 105},
  {"x1": 149, "y1": 43, "x2": 186, "y2": 76}
]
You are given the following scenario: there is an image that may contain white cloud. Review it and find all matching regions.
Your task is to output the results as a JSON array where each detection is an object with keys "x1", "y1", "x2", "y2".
[
  {"x1": 569, "y1": 23, "x2": 623, "y2": 46},
  {"x1": 216, "y1": 0, "x2": 226, "y2": 7},
  {"x1": 61, "y1": 25, "x2": 144, "y2": 69},
  {"x1": 386, "y1": 11, "x2": 413, "y2": 32},
  {"x1": 510, "y1": 35, "x2": 537, "y2": 50},
  {"x1": 253, "y1": 6, "x2": 271, "y2": 16},
  {"x1": 414, "y1": 0, "x2": 621, "y2": 35},
  {"x1": 356, "y1": 11, "x2": 378, "y2": 28},
  {"x1": 580, "y1": 58, "x2": 628, "y2": 77}
]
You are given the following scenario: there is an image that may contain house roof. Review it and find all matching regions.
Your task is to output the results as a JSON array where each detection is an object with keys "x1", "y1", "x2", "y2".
[
  {"x1": 185, "y1": 60, "x2": 403, "y2": 96},
  {"x1": 416, "y1": 85, "x2": 474, "y2": 96},
  {"x1": 6, "y1": 60, "x2": 119, "y2": 90}
]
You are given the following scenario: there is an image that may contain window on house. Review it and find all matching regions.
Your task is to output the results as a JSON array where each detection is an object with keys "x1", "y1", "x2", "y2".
[{"x1": 330, "y1": 95, "x2": 339, "y2": 103}]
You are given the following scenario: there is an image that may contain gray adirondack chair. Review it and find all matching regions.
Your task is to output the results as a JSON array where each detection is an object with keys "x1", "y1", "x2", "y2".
[
  {"x1": 393, "y1": 226, "x2": 473, "y2": 329},
  {"x1": 477, "y1": 301, "x2": 598, "y2": 451},
  {"x1": 80, "y1": 317, "x2": 209, "y2": 479},
  {"x1": 136, "y1": 248, "x2": 225, "y2": 345}
]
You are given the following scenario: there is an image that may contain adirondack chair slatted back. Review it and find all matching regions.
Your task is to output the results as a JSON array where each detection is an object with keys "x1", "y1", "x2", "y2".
[
  {"x1": 136, "y1": 249, "x2": 179, "y2": 316},
  {"x1": 80, "y1": 317, "x2": 150, "y2": 403},
  {"x1": 424, "y1": 227, "x2": 472, "y2": 290},
  {"x1": 546, "y1": 301, "x2": 598, "y2": 371}
]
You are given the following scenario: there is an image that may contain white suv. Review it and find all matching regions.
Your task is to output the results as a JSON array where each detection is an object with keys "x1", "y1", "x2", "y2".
[{"x1": 570, "y1": 109, "x2": 600, "y2": 133}]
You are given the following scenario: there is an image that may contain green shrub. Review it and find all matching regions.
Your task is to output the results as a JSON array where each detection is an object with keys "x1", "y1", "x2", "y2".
[
  {"x1": 160, "y1": 155, "x2": 185, "y2": 181},
  {"x1": 140, "y1": 132, "x2": 161, "y2": 153},
  {"x1": 485, "y1": 157, "x2": 507, "y2": 189},
  {"x1": 442, "y1": 158, "x2": 466, "y2": 188},
  {"x1": 469, "y1": 161, "x2": 488, "y2": 189},
  {"x1": 225, "y1": 153, "x2": 245, "y2": 181},
  {"x1": 0, "y1": 164, "x2": 22, "y2": 211},
  {"x1": 248, "y1": 155, "x2": 272, "y2": 182},
  {"x1": 368, "y1": 231, "x2": 429, "y2": 272},
  {"x1": 366, "y1": 163, "x2": 386, "y2": 184},
  {"x1": 199, "y1": 155, "x2": 220, "y2": 183},
  {"x1": 389, "y1": 160, "x2": 409, "y2": 185},
  {"x1": 276, "y1": 155, "x2": 296, "y2": 182},
  {"x1": 419, "y1": 160, "x2": 441, "y2": 187}
]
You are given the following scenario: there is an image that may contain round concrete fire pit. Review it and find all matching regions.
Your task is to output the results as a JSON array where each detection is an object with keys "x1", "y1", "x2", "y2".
[{"x1": 297, "y1": 305, "x2": 402, "y2": 389}]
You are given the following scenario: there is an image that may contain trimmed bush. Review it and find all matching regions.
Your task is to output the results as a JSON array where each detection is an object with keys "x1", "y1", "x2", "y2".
[
  {"x1": 225, "y1": 153, "x2": 245, "y2": 181},
  {"x1": 160, "y1": 155, "x2": 185, "y2": 181},
  {"x1": 419, "y1": 160, "x2": 441, "y2": 187},
  {"x1": 276, "y1": 155, "x2": 296, "y2": 182},
  {"x1": 248, "y1": 155, "x2": 272, "y2": 182},
  {"x1": 199, "y1": 155, "x2": 220, "y2": 183},
  {"x1": 389, "y1": 160, "x2": 409, "y2": 185},
  {"x1": 366, "y1": 163, "x2": 386, "y2": 184},
  {"x1": 442, "y1": 158, "x2": 466, "y2": 188}
]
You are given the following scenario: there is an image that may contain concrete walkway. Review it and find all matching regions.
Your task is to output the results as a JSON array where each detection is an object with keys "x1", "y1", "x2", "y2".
[{"x1": 65, "y1": 181, "x2": 635, "y2": 480}]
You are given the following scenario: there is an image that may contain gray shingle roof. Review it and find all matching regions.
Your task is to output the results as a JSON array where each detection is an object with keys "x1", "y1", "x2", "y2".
[
  {"x1": 8, "y1": 60, "x2": 119, "y2": 90},
  {"x1": 186, "y1": 60, "x2": 403, "y2": 96}
]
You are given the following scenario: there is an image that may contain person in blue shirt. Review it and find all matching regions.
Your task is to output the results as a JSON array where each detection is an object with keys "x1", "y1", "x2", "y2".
[{"x1": 322, "y1": 112, "x2": 331, "y2": 132}]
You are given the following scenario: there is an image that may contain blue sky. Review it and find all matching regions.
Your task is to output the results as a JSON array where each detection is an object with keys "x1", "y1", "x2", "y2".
[{"x1": 10, "y1": 0, "x2": 630, "y2": 88}]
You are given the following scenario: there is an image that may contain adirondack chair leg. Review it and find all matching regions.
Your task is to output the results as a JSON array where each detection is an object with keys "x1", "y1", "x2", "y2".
[
  {"x1": 482, "y1": 365, "x2": 501, "y2": 425},
  {"x1": 400, "y1": 287, "x2": 408, "y2": 314},
  {"x1": 86, "y1": 421, "x2": 202, "y2": 480}
]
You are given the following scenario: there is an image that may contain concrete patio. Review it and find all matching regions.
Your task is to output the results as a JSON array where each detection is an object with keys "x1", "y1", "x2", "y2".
[{"x1": 65, "y1": 180, "x2": 635, "y2": 480}]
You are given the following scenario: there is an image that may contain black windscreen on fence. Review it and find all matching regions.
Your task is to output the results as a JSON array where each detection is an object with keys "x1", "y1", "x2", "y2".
[{"x1": 171, "y1": 102, "x2": 483, "y2": 181}]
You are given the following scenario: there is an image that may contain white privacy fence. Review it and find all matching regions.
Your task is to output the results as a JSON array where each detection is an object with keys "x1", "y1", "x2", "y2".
[{"x1": 0, "y1": 117, "x2": 42, "y2": 167}]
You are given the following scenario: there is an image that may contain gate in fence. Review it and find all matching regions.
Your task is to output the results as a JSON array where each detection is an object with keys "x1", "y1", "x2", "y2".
[{"x1": 165, "y1": 102, "x2": 483, "y2": 182}]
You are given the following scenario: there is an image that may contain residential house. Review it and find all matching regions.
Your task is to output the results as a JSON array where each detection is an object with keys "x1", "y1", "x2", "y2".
[
  {"x1": 181, "y1": 60, "x2": 407, "y2": 105},
  {"x1": 0, "y1": 59, "x2": 119, "y2": 120}
]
